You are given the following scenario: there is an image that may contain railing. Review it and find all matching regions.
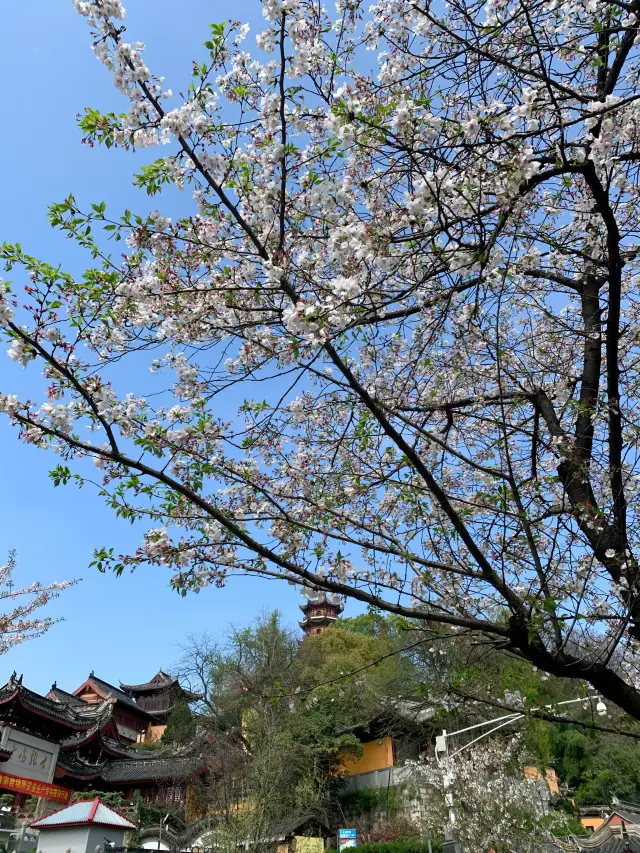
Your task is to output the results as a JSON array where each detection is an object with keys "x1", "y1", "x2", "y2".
[
  {"x1": 112, "y1": 848, "x2": 220, "y2": 853},
  {"x1": 340, "y1": 764, "x2": 419, "y2": 793},
  {"x1": 113, "y1": 847, "x2": 169, "y2": 853},
  {"x1": 339, "y1": 762, "x2": 442, "y2": 794}
]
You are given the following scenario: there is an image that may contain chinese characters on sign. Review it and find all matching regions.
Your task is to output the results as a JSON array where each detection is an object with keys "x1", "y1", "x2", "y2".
[
  {"x1": 0, "y1": 772, "x2": 71, "y2": 804},
  {"x1": 338, "y1": 829, "x2": 357, "y2": 851},
  {"x1": 15, "y1": 748, "x2": 48, "y2": 770},
  {"x1": 0, "y1": 727, "x2": 59, "y2": 784}
]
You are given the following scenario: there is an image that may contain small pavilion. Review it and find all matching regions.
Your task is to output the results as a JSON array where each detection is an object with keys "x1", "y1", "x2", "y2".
[{"x1": 31, "y1": 797, "x2": 138, "y2": 853}]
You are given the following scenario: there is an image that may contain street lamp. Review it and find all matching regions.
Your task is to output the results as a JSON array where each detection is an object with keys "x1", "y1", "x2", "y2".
[
  {"x1": 434, "y1": 694, "x2": 608, "y2": 853},
  {"x1": 157, "y1": 813, "x2": 169, "y2": 852}
]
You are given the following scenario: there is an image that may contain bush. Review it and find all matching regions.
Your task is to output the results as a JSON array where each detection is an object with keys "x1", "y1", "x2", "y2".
[
  {"x1": 354, "y1": 839, "x2": 441, "y2": 853},
  {"x1": 340, "y1": 788, "x2": 399, "y2": 814}
]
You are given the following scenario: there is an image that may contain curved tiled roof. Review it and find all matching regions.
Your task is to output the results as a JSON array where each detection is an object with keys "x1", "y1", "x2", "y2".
[
  {"x1": 553, "y1": 823, "x2": 640, "y2": 851},
  {"x1": 48, "y1": 685, "x2": 86, "y2": 707},
  {"x1": 47, "y1": 686, "x2": 140, "y2": 758},
  {"x1": 299, "y1": 593, "x2": 344, "y2": 614},
  {"x1": 58, "y1": 698, "x2": 117, "y2": 747},
  {"x1": 102, "y1": 755, "x2": 202, "y2": 783},
  {"x1": 56, "y1": 751, "x2": 203, "y2": 784},
  {"x1": 264, "y1": 814, "x2": 332, "y2": 842},
  {"x1": 75, "y1": 674, "x2": 154, "y2": 717},
  {"x1": 120, "y1": 671, "x2": 203, "y2": 703},
  {"x1": 119, "y1": 671, "x2": 174, "y2": 693},
  {"x1": 55, "y1": 753, "x2": 106, "y2": 780},
  {"x1": 59, "y1": 725, "x2": 131, "y2": 758},
  {"x1": 0, "y1": 676, "x2": 114, "y2": 731}
]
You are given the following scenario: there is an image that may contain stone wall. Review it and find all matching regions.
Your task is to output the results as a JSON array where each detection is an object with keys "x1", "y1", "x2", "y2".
[{"x1": 337, "y1": 778, "x2": 439, "y2": 840}]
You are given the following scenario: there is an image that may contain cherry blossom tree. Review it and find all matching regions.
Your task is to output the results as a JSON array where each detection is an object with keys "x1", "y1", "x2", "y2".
[
  {"x1": 420, "y1": 738, "x2": 571, "y2": 853},
  {"x1": 4, "y1": 0, "x2": 640, "y2": 713},
  {"x1": 0, "y1": 551, "x2": 73, "y2": 654}
]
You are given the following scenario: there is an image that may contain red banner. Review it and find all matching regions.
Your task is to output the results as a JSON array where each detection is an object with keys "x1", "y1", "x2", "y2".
[{"x1": 0, "y1": 771, "x2": 72, "y2": 803}]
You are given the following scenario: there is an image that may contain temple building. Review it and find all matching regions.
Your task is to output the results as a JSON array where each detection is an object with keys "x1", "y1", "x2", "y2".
[
  {"x1": 119, "y1": 670, "x2": 203, "y2": 741},
  {"x1": 57, "y1": 673, "x2": 154, "y2": 744},
  {"x1": 299, "y1": 593, "x2": 344, "y2": 636},
  {"x1": 0, "y1": 601, "x2": 346, "y2": 821},
  {"x1": 0, "y1": 671, "x2": 204, "y2": 813}
]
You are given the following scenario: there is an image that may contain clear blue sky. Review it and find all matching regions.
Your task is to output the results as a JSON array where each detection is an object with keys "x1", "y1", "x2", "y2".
[{"x1": 0, "y1": 0, "x2": 310, "y2": 695}]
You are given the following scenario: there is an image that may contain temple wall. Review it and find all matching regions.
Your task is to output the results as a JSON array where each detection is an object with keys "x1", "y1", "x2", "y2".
[
  {"x1": 146, "y1": 725, "x2": 167, "y2": 743},
  {"x1": 341, "y1": 739, "x2": 394, "y2": 776}
]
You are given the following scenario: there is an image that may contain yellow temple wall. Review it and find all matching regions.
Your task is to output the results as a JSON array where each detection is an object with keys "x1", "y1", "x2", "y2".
[
  {"x1": 581, "y1": 816, "x2": 605, "y2": 833},
  {"x1": 146, "y1": 724, "x2": 167, "y2": 743},
  {"x1": 341, "y1": 737, "x2": 394, "y2": 776}
]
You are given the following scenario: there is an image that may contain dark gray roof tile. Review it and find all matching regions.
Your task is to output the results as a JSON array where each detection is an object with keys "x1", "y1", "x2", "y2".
[
  {"x1": 86, "y1": 675, "x2": 152, "y2": 715},
  {"x1": 0, "y1": 677, "x2": 112, "y2": 730}
]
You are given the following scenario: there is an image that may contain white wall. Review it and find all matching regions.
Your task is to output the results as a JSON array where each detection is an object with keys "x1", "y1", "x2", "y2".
[
  {"x1": 37, "y1": 825, "x2": 90, "y2": 853},
  {"x1": 140, "y1": 839, "x2": 169, "y2": 851},
  {"x1": 38, "y1": 826, "x2": 127, "y2": 853}
]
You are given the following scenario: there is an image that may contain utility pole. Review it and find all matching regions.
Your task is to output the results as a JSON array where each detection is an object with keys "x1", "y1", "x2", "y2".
[
  {"x1": 14, "y1": 813, "x2": 29, "y2": 853},
  {"x1": 157, "y1": 813, "x2": 169, "y2": 851}
]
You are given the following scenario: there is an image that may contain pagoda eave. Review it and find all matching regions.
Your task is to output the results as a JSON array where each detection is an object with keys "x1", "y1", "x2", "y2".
[{"x1": 299, "y1": 600, "x2": 344, "y2": 616}]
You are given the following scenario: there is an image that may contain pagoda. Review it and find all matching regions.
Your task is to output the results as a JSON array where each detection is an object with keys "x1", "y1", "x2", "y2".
[{"x1": 299, "y1": 593, "x2": 344, "y2": 636}]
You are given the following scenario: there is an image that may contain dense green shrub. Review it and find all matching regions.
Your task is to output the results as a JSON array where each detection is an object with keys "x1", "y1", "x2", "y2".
[
  {"x1": 340, "y1": 788, "x2": 400, "y2": 813},
  {"x1": 354, "y1": 839, "x2": 441, "y2": 853}
]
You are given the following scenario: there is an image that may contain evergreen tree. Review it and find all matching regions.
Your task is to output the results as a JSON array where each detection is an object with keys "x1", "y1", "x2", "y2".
[{"x1": 163, "y1": 700, "x2": 196, "y2": 745}]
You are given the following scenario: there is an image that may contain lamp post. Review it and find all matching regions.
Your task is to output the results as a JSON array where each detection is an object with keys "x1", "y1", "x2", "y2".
[
  {"x1": 157, "y1": 813, "x2": 169, "y2": 852},
  {"x1": 434, "y1": 694, "x2": 608, "y2": 853}
]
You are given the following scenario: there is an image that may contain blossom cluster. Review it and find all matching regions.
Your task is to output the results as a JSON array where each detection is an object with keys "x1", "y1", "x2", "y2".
[{"x1": 2, "y1": 0, "x2": 640, "y2": 713}]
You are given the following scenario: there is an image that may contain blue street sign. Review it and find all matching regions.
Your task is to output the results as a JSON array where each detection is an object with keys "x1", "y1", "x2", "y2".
[{"x1": 339, "y1": 829, "x2": 357, "y2": 849}]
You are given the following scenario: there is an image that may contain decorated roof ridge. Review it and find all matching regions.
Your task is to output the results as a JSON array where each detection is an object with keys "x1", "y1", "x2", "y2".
[
  {"x1": 59, "y1": 719, "x2": 131, "y2": 757},
  {"x1": 336, "y1": 697, "x2": 436, "y2": 736},
  {"x1": 0, "y1": 677, "x2": 115, "y2": 731},
  {"x1": 59, "y1": 713, "x2": 112, "y2": 748},
  {"x1": 119, "y1": 669, "x2": 174, "y2": 693},
  {"x1": 55, "y1": 752, "x2": 107, "y2": 780},
  {"x1": 551, "y1": 822, "x2": 640, "y2": 851},
  {"x1": 74, "y1": 698, "x2": 116, "y2": 719},
  {"x1": 101, "y1": 753, "x2": 204, "y2": 783},
  {"x1": 56, "y1": 750, "x2": 204, "y2": 784},
  {"x1": 74, "y1": 674, "x2": 155, "y2": 717},
  {"x1": 58, "y1": 696, "x2": 116, "y2": 731},
  {"x1": 47, "y1": 684, "x2": 86, "y2": 707},
  {"x1": 119, "y1": 671, "x2": 204, "y2": 702},
  {"x1": 299, "y1": 592, "x2": 344, "y2": 614}
]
